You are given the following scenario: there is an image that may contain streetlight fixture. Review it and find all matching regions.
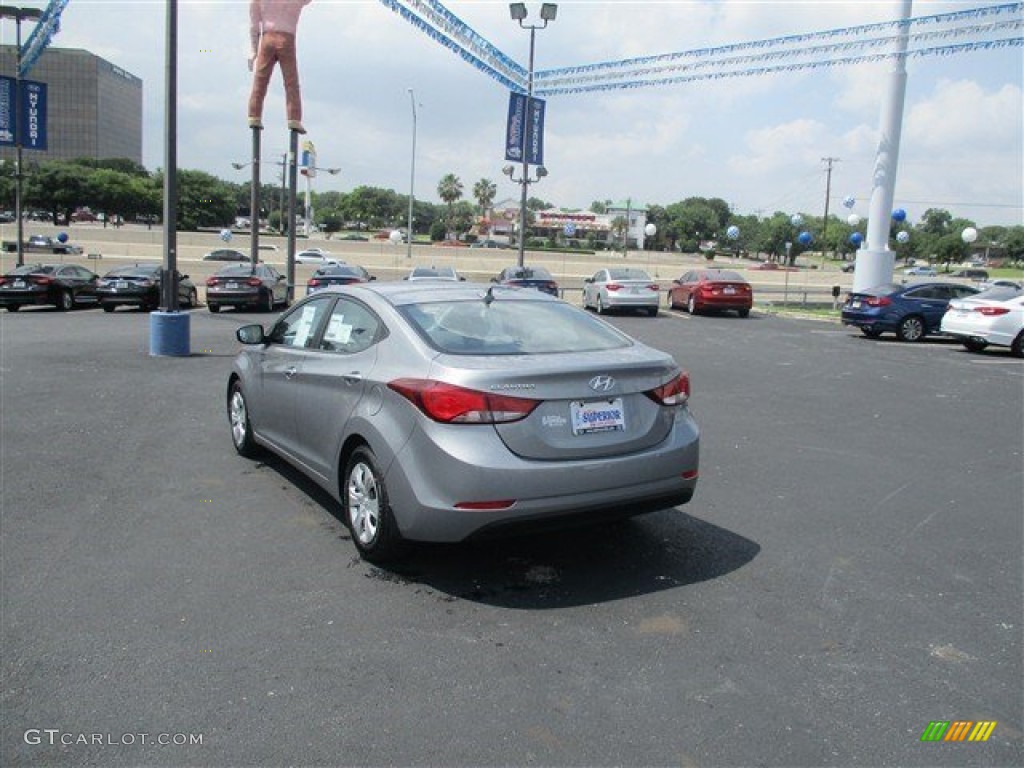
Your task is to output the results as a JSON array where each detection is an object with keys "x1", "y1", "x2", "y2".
[
  {"x1": 406, "y1": 88, "x2": 417, "y2": 259},
  {"x1": 508, "y1": 2, "x2": 556, "y2": 268},
  {"x1": 0, "y1": 5, "x2": 44, "y2": 267},
  {"x1": 299, "y1": 162, "x2": 340, "y2": 238}
]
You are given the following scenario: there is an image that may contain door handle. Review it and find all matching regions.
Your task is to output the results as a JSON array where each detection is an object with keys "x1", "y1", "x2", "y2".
[
  {"x1": 342, "y1": 372, "x2": 362, "y2": 384},
  {"x1": 284, "y1": 366, "x2": 298, "y2": 379}
]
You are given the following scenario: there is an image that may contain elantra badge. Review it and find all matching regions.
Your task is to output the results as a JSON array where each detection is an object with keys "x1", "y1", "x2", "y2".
[{"x1": 589, "y1": 375, "x2": 615, "y2": 392}]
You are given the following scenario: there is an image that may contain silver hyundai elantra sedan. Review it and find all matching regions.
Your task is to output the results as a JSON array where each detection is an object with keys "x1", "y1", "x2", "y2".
[{"x1": 227, "y1": 282, "x2": 700, "y2": 562}]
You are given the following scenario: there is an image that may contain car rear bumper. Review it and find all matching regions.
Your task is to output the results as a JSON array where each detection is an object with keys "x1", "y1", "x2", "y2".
[
  {"x1": 207, "y1": 290, "x2": 262, "y2": 307},
  {"x1": 0, "y1": 290, "x2": 53, "y2": 306},
  {"x1": 380, "y1": 410, "x2": 700, "y2": 543},
  {"x1": 605, "y1": 293, "x2": 660, "y2": 308}
]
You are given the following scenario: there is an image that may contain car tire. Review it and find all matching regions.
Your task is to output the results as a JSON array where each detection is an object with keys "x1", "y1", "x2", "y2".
[
  {"x1": 6, "y1": 304, "x2": 20, "y2": 312},
  {"x1": 102, "y1": 304, "x2": 115, "y2": 313},
  {"x1": 687, "y1": 294, "x2": 699, "y2": 315},
  {"x1": 186, "y1": 289, "x2": 197, "y2": 308},
  {"x1": 344, "y1": 446, "x2": 406, "y2": 563},
  {"x1": 264, "y1": 290, "x2": 274, "y2": 313},
  {"x1": 667, "y1": 292, "x2": 677, "y2": 309},
  {"x1": 896, "y1": 315, "x2": 926, "y2": 342},
  {"x1": 1011, "y1": 330, "x2": 1024, "y2": 358},
  {"x1": 861, "y1": 328, "x2": 882, "y2": 338},
  {"x1": 738, "y1": 308, "x2": 750, "y2": 318},
  {"x1": 596, "y1": 295, "x2": 606, "y2": 315},
  {"x1": 208, "y1": 304, "x2": 221, "y2": 313},
  {"x1": 228, "y1": 380, "x2": 261, "y2": 458},
  {"x1": 963, "y1": 338, "x2": 988, "y2": 353},
  {"x1": 59, "y1": 290, "x2": 74, "y2": 311},
  {"x1": 647, "y1": 306, "x2": 659, "y2": 317}
]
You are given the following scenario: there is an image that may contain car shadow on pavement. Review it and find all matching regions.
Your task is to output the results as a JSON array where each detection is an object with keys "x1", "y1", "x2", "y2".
[
  {"x1": 259, "y1": 452, "x2": 759, "y2": 609},
  {"x1": 386, "y1": 513, "x2": 761, "y2": 609}
]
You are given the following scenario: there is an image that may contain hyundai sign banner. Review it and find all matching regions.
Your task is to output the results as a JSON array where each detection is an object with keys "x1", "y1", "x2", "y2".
[
  {"x1": 504, "y1": 92, "x2": 545, "y2": 166},
  {"x1": 0, "y1": 78, "x2": 47, "y2": 150},
  {"x1": 21, "y1": 81, "x2": 48, "y2": 151}
]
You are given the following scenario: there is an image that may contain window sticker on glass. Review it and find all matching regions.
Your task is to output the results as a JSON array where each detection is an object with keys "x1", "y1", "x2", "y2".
[
  {"x1": 324, "y1": 315, "x2": 353, "y2": 345},
  {"x1": 292, "y1": 305, "x2": 320, "y2": 348}
]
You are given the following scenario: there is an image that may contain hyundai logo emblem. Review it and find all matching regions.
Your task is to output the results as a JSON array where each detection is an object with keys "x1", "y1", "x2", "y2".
[{"x1": 589, "y1": 375, "x2": 615, "y2": 392}]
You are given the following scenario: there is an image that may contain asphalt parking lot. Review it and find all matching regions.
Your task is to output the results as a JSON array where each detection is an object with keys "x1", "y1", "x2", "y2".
[{"x1": 2, "y1": 300, "x2": 1021, "y2": 767}]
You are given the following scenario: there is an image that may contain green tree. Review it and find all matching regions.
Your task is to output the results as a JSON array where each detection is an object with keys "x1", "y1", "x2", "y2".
[
  {"x1": 152, "y1": 169, "x2": 235, "y2": 231},
  {"x1": 472, "y1": 178, "x2": 497, "y2": 216},
  {"x1": 437, "y1": 173, "x2": 463, "y2": 238},
  {"x1": 24, "y1": 161, "x2": 91, "y2": 224}
]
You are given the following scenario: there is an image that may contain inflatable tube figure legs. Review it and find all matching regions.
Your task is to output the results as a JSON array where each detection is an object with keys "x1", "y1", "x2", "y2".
[{"x1": 248, "y1": 0, "x2": 311, "y2": 134}]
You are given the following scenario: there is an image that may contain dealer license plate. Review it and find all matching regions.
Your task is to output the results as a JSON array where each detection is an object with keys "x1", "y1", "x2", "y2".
[
  {"x1": 13, "y1": 279, "x2": 25, "y2": 288},
  {"x1": 227, "y1": 281, "x2": 239, "y2": 289},
  {"x1": 570, "y1": 398, "x2": 625, "y2": 435},
  {"x1": 724, "y1": 286, "x2": 736, "y2": 294}
]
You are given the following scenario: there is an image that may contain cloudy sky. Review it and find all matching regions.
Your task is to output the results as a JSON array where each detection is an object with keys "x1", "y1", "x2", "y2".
[{"x1": 43, "y1": 0, "x2": 1024, "y2": 226}]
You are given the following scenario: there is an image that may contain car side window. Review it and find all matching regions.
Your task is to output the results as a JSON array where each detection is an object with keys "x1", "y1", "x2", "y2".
[
  {"x1": 950, "y1": 286, "x2": 978, "y2": 299},
  {"x1": 268, "y1": 297, "x2": 332, "y2": 349},
  {"x1": 904, "y1": 287, "x2": 937, "y2": 300},
  {"x1": 319, "y1": 298, "x2": 383, "y2": 354}
]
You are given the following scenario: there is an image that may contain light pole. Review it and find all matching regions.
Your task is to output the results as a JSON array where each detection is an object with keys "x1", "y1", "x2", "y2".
[
  {"x1": 233, "y1": 155, "x2": 287, "y2": 264},
  {"x1": 503, "y1": 163, "x2": 546, "y2": 265},
  {"x1": 509, "y1": 2, "x2": 556, "y2": 268},
  {"x1": 300, "y1": 163, "x2": 340, "y2": 238},
  {"x1": 406, "y1": 88, "x2": 417, "y2": 259},
  {"x1": 0, "y1": 5, "x2": 43, "y2": 268}
]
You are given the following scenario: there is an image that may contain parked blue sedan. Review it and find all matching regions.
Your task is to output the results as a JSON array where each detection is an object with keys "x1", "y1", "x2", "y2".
[{"x1": 842, "y1": 282, "x2": 980, "y2": 341}]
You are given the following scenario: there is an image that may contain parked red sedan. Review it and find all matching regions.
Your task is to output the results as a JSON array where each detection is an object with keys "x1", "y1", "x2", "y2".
[{"x1": 667, "y1": 269, "x2": 753, "y2": 317}]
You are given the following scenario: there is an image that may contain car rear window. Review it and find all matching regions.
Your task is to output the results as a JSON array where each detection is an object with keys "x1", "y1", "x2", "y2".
[
  {"x1": 607, "y1": 268, "x2": 651, "y2": 280},
  {"x1": 217, "y1": 265, "x2": 256, "y2": 276},
  {"x1": 399, "y1": 298, "x2": 632, "y2": 355}
]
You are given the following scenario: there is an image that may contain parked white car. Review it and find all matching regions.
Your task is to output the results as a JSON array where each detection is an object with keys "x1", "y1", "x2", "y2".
[
  {"x1": 295, "y1": 249, "x2": 340, "y2": 265},
  {"x1": 940, "y1": 286, "x2": 1024, "y2": 357}
]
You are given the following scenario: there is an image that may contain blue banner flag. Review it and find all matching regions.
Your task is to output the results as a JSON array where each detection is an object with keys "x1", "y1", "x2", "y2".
[
  {"x1": 505, "y1": 92, "x2": 545, "y2": 166},
  {"x1": 20, "y1": 81, "x2": 48, "y2": 150},
  {"x1": 0, "y1": 77, "x2": 13, "y2": 146},
  {"x1": 0, "y1": 78, "x2": 47, "y2": 149}
]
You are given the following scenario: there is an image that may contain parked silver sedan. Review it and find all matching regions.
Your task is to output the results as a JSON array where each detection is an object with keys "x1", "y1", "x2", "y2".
[
  {"x1": 582, "y1": 268, "x2": 661, "y2": 316},
  {"x1": 227, "y1": 282, "x2": 700, "y2": 562}
]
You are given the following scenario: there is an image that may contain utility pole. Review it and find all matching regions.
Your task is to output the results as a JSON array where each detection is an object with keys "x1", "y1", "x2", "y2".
[{"x1": 821, "y1": 156, "x2": 839, "y2": 261}]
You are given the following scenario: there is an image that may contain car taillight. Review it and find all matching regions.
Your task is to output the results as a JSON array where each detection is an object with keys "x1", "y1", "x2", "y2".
[
  {"x1": 977, "y1": 307, "x2": 1010, "y2": 316},
  {"x1": 388, "y1": 379, "x2": 538, "y2": 424},
  {"x1": 647, "y1": 284, "x2": 660, "y2": 292},
  {"x1": 308, "y1": 278, "x2": 321, "y2": 287},
  {"x1": 605, "y1": 283, "x2": 622, "y2": 292},
  {"x1": 247, "y1": 277, "x2": 262, "y2": 286},
  {"x1": 645, "y1": 372, "x2": 690, "y2": 406},
  {"x1": 865, "y1": 296, "x2": 892, "y2": 307},
  {"x1": 205, "y1": 277, "x2": 219, "y2": 286}
]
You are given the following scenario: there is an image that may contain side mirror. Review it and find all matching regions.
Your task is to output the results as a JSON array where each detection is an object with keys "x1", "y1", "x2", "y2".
[
  {"x1": 369, "y1": 275, "x2": 377, "y2": 282},
  {"x1": 236, "y1": 324, "x2": 266, "y2": 345},
  {"x1": 459, "y1": 276, "x2": 466, "y2": 281},
  {"x1": 490, "y1": 277, "x2": 499, "y2": 283},
  {"x1": 584, "y1": 277, "x2": 593, "y2": 284}
]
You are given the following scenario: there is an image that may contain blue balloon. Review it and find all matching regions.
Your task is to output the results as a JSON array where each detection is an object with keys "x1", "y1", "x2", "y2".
[
  {"x1": 842, "y1": 195, "x2": 856, "y2": 209},
  {"x1": 891, "y1": 208, "x2": 907, "y2": 222},
  {"x1": 849, "y1": 232, "x2": 864, "y2": 246},
  {"x1": 219, "y1": 229, "x2": 232, "y2": 243},
  {"x1": 896, "y1": 230, "x2": 910, "y2": 244},
  {"x1": 726, "y1": 225, "x2": 740, "y2": 240},
  {"x1": 798, "y1": 231, "x2": 813, "y2": 245},
  {"x1": 57, "y1": 232, "x2": 68, "y2": 243},
  {"x1": 790, "y1": 214, "x2": 804, "y2": 228}
]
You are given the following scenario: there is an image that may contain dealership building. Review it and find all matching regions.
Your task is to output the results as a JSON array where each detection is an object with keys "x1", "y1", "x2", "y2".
[
  {"x1": 489, "y1": 199, "x2": 652, "y2": 249},
  {"x1": 0, "y1": 46, "x2": 142, "y2": 165}
]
